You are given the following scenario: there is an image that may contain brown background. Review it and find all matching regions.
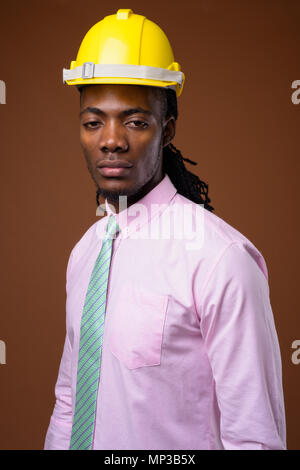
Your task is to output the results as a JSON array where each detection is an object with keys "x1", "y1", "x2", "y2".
[{"x1": 0, "y1": 0, "x2": 299, "y2": 450}]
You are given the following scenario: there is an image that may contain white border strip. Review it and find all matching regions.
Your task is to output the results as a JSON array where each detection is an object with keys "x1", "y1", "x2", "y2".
[{"x1": 63, "y1": 63, "x2": 183, "y2": 87}]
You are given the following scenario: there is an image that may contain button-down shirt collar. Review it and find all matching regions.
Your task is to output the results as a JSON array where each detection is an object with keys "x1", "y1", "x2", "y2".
[{"x1": 103, "y1": 173, "x2": 177, "y2": 238}]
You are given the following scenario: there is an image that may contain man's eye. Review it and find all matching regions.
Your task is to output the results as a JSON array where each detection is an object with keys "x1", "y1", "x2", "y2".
[
  {"x1": 127, "y1": 120, "x2": 148, "y2": 128},
  {"x1": 83, "y1": 121, "x2": 101, "y2": 128}
]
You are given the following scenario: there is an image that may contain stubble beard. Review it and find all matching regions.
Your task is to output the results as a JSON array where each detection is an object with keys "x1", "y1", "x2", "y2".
[{"x1": 89, "y1": 146, "x2": 163, "y2": 207}]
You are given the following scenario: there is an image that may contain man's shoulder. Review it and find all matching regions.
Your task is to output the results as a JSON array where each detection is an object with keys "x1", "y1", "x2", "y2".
[
  {"x1": 172, "y1": 193, "x2": 268, "y2": 281},
  {"x1": 173, "y1": 192, "x2": 252, "y2": 243},
  {"x1": 68, "y1": 216, "x2": 107, "y2": 265}
]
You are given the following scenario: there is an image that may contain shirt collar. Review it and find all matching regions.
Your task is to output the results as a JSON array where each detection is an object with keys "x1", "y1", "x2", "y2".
[{"x1": 104, "y1": 173, "x2": 177, "y2": 239}]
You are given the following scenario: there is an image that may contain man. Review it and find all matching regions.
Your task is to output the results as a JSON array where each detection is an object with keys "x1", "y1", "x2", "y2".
[{"x1": 44, "y1": 9, "x2": 286, "y2": 450}]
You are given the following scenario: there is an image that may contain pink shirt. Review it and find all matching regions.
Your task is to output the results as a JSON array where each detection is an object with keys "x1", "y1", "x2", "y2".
[{"x1": 44, "y1": 173, "x2": 286, "y2": 450}]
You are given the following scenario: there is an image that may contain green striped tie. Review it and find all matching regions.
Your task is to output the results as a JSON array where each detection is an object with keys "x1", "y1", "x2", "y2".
[{"x1": 69, "y1": 214, "x2": 120, "y2": 450}]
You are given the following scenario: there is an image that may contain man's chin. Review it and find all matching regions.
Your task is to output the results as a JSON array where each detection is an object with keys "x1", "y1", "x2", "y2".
[{"x1": 96, "y1": 185, "x2": 138, "y2": 204}]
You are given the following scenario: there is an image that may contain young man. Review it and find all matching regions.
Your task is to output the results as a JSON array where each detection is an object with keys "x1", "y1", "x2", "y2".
[{"x1": 44, "y1": 9, "x2": 286, "y2": 450}]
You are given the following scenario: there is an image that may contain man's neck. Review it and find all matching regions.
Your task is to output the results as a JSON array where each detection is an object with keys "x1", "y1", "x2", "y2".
[{"x1": 106, "y1": 171, "x2": 165, "y2": 215}]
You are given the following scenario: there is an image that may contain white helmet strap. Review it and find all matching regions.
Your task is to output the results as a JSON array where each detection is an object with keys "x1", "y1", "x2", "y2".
[{"x1": 63, "y1": 63, "x2": 184, "y2": 89}]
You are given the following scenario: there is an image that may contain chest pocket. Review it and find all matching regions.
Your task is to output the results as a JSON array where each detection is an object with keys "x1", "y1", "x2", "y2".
[{"x1": 107, "y1": 283, "x2": 169, "y2": 369}]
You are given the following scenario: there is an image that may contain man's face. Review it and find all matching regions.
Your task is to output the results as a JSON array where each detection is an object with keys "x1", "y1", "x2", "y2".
[{"x1": 79, "y1": 84, "x2": 175, "y2": 208}]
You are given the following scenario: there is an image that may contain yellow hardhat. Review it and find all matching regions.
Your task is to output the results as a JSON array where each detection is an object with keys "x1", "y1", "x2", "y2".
[{"x1": 63, "y1": 8, "x2": 185, "y2": 97}]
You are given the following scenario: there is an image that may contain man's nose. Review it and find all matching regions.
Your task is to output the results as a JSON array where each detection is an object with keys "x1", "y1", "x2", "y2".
[{"x1": 99, "y1": 120, "x2": 129, "y2": 153}]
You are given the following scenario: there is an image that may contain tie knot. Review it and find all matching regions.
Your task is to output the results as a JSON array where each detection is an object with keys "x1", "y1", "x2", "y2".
[{"x1": 105, "y1": 214, "x2": 120, "y2": 240}]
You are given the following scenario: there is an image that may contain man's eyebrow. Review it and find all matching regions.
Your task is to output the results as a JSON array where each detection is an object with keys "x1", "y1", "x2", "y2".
[
  {"x1": 79, "y1": 106, "x2": 153, "y2": 118},
  {"x1": 79, "y1": 107, "x2": 103, "y2": 117},
  {"x1": 121, "y1": 107, "x2": 152, "y2": 117}
]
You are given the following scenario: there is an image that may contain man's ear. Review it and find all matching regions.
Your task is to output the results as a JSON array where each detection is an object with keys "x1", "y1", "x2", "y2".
[{"x1": 162, "y1": 116, "x2": 176, "y2": 148}]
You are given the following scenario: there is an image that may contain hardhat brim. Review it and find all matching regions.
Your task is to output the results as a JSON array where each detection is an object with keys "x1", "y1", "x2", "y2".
[
  {"x1": 66, "y1": 76, "x2": 182, "y2": 96},
  {"x1": 63, "y1": 63, "x2": 185, "y2": 97}
]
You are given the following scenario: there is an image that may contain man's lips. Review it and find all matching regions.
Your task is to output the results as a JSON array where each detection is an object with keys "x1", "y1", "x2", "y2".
[
  {"x1": 97, "y1": 160, "x2": 133, "y2": 177},
  {"x1": 97, "y1": 160, "x2": 133, "y2": 168}
]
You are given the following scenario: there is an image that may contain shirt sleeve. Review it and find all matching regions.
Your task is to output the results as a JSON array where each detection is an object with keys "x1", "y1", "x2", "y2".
[
  {"x1": 199, "y1": 241, "x2": 287, "y2": 450},
  {"x1": 44, "y1": 250, "x2": 74, "y2": 450}
]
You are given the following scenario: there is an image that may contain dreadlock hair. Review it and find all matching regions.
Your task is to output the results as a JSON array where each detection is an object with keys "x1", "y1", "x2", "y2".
[
  {"x1": 77, "y1": 85, "x2": 214, "y2": 212},
  {"x1": 160, "y1": 88, "x2": 214, "y2": 212}
]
